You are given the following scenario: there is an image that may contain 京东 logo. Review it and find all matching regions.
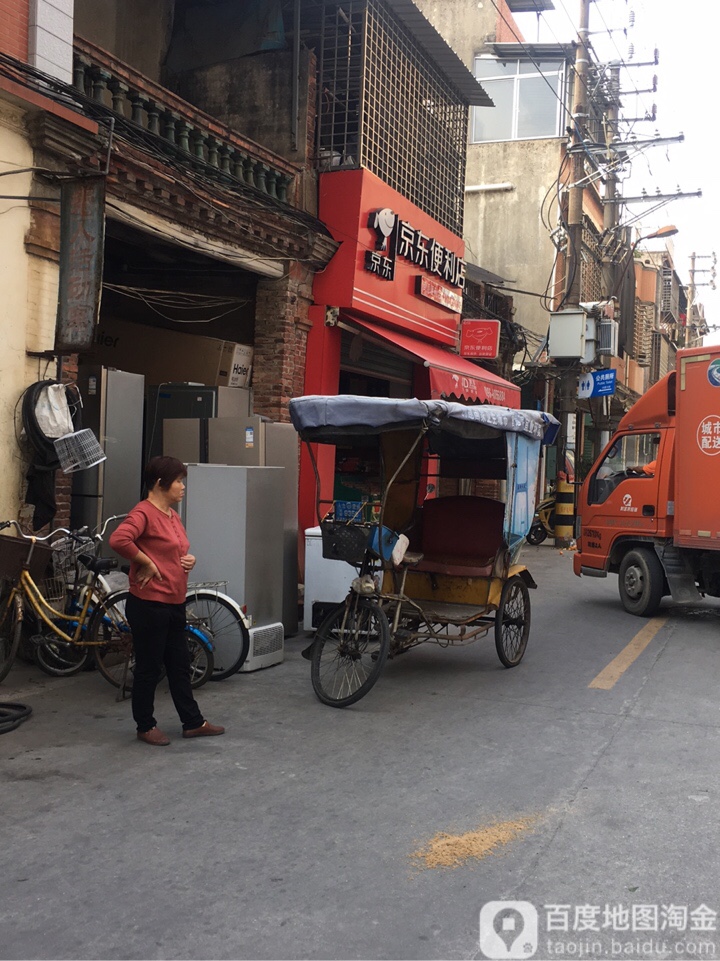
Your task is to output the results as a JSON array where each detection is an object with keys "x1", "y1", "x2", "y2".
[{"x1": 479, "y1": 901, "x2": 538, "y2": 959}]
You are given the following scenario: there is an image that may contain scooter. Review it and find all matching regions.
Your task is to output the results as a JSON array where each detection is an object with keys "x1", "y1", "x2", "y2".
[{"x1": 526, "y1": 491, "x2": 556, "y2": 545}]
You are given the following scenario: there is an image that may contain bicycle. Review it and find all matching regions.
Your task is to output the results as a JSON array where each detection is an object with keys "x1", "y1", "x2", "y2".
[
  {"x1": 92, "y1": 583, "x2": 250, "y2": 695},
  {"x1": 0, "y1": 517, "x2": 215, "y2": 688},
  {"x1": 0, "y1": 517, "x2": 124, "y2": 682}
]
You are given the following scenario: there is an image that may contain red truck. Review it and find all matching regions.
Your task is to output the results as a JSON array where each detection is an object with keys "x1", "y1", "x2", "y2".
[{"x1": 574, "y1": 345, "x2": 720, "y2": 615}]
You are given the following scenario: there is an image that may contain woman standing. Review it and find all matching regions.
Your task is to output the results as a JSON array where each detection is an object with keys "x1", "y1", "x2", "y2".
[{"x1": 109, "y1": 456, "x2": 225, "y2": 746}]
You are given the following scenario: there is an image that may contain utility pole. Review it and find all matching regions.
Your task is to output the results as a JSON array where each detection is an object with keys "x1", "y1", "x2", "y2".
[
  {"x1": 686, "y1": 252, "x2": 716, "y2": 346},
  {"x1": 565, "y1": 0, "x2": 591, "y2": 310},
  {"x1": 554, "y1": 0, "x2": 591, "y2": 548},
  {"x1": 596, "y1": 62, "x2": 621, "y2": 456},
  {"x1": 687, "y1": 251, "x2": 696, "y2": 350}
]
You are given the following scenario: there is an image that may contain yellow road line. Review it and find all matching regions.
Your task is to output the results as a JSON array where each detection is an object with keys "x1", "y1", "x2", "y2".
[{"x1": 588, "y1": 617, "x2": 668, "y2": 690}]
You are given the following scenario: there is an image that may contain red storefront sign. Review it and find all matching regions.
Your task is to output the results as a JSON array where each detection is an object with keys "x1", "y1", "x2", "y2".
[
  {"x1": 314, "y1": 169, "x2": 465, "y2": 347},
  {"x1": 460, "y1": 319, "x2": 501, "y2": 359}
]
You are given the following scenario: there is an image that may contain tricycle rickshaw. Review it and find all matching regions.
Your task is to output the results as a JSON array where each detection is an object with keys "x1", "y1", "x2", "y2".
[{"x1": 290, "y1": 395, "x2": 559, "y2": 708}]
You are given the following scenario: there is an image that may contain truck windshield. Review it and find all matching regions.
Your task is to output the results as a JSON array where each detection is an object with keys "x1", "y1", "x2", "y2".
[{"x1": 590, "y1": 432, "x2": 661, "y2": 504}]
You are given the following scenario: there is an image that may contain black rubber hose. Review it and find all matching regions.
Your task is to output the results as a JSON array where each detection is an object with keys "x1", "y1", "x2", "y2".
[{"x1": 0, "y1": 701, "x2": 32, "y2": 735}]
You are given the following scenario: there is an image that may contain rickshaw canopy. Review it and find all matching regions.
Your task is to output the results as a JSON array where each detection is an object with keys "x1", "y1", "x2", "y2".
[
  {"x1": 290, "y1": 395, "x2": 560, "y2": 553},
  {"x1": 289, "y1": 395, "x2": 559, "y2": 446}
]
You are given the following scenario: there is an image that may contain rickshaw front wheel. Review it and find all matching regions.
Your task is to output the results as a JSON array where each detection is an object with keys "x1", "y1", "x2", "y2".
[
  {"x1": 311, "y1": 596, "x2": 390, "y2": 707},
  {"x1": 495, "y1": 575, "x2": 531, "y2": 668}
]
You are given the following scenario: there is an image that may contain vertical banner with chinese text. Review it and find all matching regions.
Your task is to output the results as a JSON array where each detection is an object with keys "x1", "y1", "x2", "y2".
[{"x1": 55, "y1": 176, "x2": 106, "y2": 352}]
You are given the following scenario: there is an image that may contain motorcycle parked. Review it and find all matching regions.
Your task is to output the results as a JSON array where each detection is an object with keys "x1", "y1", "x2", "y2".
[{"x1": 526, "y1": 491, "x2": 556, "y2": 545}]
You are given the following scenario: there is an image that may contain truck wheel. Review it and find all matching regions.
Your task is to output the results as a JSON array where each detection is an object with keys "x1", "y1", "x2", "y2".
[{"x1": 618, "y1": 548, "x2": 664, "y2": 617}]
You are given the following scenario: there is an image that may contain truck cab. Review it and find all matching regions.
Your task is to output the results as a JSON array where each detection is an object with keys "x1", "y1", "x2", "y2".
[{"x1": 574, "y1": 372, "x2": 677, "y2": 614}]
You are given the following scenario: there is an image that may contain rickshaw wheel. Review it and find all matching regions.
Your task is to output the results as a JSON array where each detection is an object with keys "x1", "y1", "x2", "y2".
[
  {"x1": 495, "y1": 575, "x2": 531, "y2": 668},
  {"x1": 311, "y1": 596, "x2": 390, "y2": 707}
]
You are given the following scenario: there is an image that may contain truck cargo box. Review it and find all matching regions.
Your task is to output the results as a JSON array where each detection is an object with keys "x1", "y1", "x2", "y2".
[{"x1": 674, "y1": 346, "x2": 720, "y2": 549}]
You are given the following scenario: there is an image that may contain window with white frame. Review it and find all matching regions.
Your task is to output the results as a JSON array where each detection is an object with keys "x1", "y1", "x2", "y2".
[{"x1": 471, "y1": 58, "x2": 566, "y2": 143}]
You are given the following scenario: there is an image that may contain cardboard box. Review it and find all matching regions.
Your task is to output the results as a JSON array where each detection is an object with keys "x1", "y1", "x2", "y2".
[
  {"x1": 91, "y1": 317, "x2": 253, "y2": 388},
  {"x1": 218, "y1": 342, "x2": 253, "y2": 388}
]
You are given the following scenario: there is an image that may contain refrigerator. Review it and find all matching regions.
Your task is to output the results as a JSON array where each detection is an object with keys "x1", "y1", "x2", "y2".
[
  {"x1": 144, "y1": 383, "x2": 251, "y2": 462},
  {"x1": 209, "y1": 417, "x2": 299, "y2": 635},
  {"x1": 71, "y1": 366, "x2": 145, "y2": 538},
  {"x1": 165, "y1": 415, "x2": 300, "y2": 635},
  {"x1": 180, "y1": 464, "x2": 285, "y2": 671}
]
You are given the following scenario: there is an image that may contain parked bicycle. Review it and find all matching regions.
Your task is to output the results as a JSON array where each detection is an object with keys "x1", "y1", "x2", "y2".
[
  {"x1": 92, "y1": 583, "x2": 250, "y2": 695},
  {"x1": 0, "y1": 517, "x2": 250, "y2": 690},
  {"x1": 0, "y1": 516, "x2": 123, "y2": 682}
]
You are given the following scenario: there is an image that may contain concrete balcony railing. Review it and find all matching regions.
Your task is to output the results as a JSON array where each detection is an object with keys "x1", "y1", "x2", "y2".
[{"x1": 73, "y1": 36, "x2": 298, "y2": 205}]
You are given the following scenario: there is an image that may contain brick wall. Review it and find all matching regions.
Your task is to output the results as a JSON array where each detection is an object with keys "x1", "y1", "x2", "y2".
[
  {"x1": 252, "y1": 263, "x2": 314, "y2": 422},
  {"x1": 0, "y1": 0, "x2": 30, "y2": 60}
]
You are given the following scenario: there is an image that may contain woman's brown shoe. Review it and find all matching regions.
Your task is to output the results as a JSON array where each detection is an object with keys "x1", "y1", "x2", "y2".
[
  {"x1": 137, "y1": 727, "x2": 170, "y2": 746},
  {"x1": 182, "y1": 720, "x2": 225, "y2": 738}
]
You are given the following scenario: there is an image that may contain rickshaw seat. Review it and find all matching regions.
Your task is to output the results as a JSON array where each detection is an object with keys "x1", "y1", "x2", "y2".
[{"x1": 414, "y1": 496, "x2": 505, "y2": 578}]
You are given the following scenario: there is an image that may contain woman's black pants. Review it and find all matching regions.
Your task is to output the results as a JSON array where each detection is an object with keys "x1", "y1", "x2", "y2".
[{"x1": 125, "y1": 593, "x2": 204, "y2": 733}]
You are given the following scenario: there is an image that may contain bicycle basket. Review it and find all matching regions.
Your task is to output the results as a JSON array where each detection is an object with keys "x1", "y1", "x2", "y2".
[
  {"x1": 50, "y1": 534, "x2": 94, "y2": 590},
  {"x1": 320, "y1": 520, "x2": 374, "y2": 564},
  {"x1": 38, "y1": 574, "x2": 68, "y2": 608},
  {"x1": 53, "y1": 429, "x2": 107, "y2": 473},
  {"x1": 0, "y1": 535, "x2": 54, "y2": 581}
]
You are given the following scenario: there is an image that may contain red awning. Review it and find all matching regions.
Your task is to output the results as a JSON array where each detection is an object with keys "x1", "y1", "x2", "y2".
[{"x1": 347, "y1": 317, "x2": 521, "y2": 408}]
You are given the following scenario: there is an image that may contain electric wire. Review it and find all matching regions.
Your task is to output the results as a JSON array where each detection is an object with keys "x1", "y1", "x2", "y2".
[{"x1": 0, "y1": 51, "x2": 332, "y2": 267}]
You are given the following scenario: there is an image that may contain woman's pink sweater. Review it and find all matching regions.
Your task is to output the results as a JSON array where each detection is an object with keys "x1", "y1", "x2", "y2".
[{"x1": 109, "y1": 501, "x2": 191, "y2": 604}]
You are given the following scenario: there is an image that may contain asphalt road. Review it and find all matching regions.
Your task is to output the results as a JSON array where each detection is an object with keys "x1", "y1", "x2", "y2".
[{"x1": 2, "y1": 544, "x2": 720, "y2": 961}]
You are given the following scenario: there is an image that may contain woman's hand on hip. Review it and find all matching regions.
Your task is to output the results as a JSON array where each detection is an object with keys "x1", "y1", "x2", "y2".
[
  {"x1": 180, "y1": 553, "x2": 196, "y2": 573},
  {"x1": 136, "y1": 560, "x2": 161, "y2": 588}
]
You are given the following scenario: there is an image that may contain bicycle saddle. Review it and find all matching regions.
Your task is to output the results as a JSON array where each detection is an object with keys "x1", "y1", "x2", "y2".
[{"x1": 78, "y1": 554, "x2": 118, "y2": 574}]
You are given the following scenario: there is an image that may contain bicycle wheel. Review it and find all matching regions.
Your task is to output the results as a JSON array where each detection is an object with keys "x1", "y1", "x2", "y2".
[
  {"x1": 0, "y1": 588, "x2": 22, "y2": 684},
  {"x1": 494, "y1": 575, "x2": 531, "y2": 668},
  {"x1": 184, "y1": 589, "x2": 249, "y2": 681},
  {"x1": 35, "y1": 635, "x2": 91, "y2": 676},
  {"x1": 185, "y1": 628, "x2": 214, "y2": 688},
  {"x1": 91, "y1": 591, "x2": 213, "y2": 690},
  {"x1": 311, "y1": 595, "x2": 390, "y2": 708},
  {"x1": 90, "y1": 590, "x2": 135, "y2": 689}
]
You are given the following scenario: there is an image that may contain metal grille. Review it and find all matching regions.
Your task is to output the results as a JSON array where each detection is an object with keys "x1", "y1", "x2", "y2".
[
  {"x1": 662, "y1": 265, "x2": 681, "y2": 320},
  {"x1": 581, "y1": 219, "x2": 603, "y2": 302},
  {"x1": 250, "y1": 623, "x2": 284, "y2": 658},
  {"x1": 317, "y1": 0, "x2": 468, "y2": 234},
  {"x1": 633, "y1": 302, "x2": 654, "y2": 367},
  {"x1": 650, "y1": 331, "x2": 676, "y2": 386}
]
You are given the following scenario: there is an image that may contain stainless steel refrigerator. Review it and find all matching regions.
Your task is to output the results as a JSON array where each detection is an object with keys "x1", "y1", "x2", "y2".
[
  {"x1": 145, "y1": 383, "x2": 251, "y2": 462},
  {"x1": 208, "y1": 417, "x2": 299, "y2": 635},
  {"x1": 71, "y1": 366, "x2": 145, "y2": 538},
  {"x1": 180, "y1": 464, "x2": 285, "y2": 671},
  {"x1": 165, "y1": 415, "x2": 299, "y2": 635}
]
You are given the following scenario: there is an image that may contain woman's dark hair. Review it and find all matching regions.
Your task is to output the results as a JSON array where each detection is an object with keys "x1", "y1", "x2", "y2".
[{"x1": 144, "y1": 456, "x2": 187, "y2": 492}]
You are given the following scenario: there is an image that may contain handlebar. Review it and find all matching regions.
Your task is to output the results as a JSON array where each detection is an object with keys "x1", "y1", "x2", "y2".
[
  {"x1": 0, "y1": 520, "x2": 78, "y2": 542},
  {"x1": 97, "y1": 514, "x2": 127, "y2": 540},
  {"x1": 0, "y1": 513, "x2": 128, "y2": 544}
]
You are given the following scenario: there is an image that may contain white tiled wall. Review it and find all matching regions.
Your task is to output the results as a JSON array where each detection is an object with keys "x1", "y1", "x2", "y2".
[{"x1": 29, "y1": 0, "x2": 74, "y2": 84}]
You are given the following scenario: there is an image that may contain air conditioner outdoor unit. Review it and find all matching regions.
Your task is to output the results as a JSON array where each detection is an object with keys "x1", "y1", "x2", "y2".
[
  {"x1": 597, "y1": 319, "x2": 619, "y2": 356},
  {"x1": 239, "y1": 622, "x2": 285, "y2": 672}
]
